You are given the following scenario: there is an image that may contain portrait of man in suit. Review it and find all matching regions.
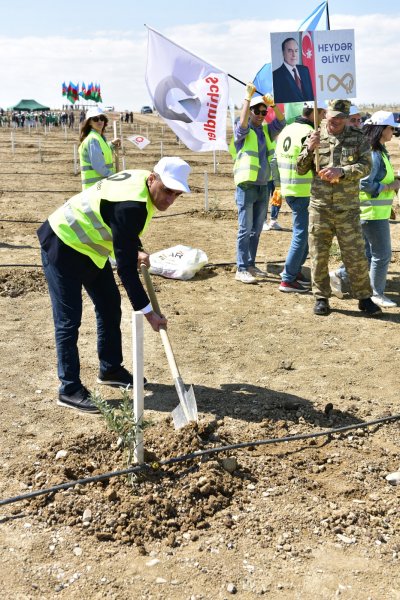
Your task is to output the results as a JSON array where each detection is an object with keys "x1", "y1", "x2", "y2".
[{"x1": 272, "y1": 37, "x2": 314, "y2": 104}]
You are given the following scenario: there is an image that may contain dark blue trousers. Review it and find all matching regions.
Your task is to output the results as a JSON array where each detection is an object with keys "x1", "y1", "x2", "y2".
[{"x1": 41, "y1": 249, "x2": 123, "y2": 394}]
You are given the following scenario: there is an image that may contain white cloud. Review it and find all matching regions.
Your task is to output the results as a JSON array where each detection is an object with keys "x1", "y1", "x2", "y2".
[{"x1": 1, "y1": 14, "x2": 399, "y2": 111}]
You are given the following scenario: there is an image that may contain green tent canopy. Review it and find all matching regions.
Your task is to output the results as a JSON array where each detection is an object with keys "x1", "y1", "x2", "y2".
[{"x1": 10, "y1": 99, "x2": 50, "y2": 111}]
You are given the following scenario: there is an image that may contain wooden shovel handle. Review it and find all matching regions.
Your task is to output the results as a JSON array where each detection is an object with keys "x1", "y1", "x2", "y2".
[
  {"x1": 140, "y1": 264, "x2": 161, "y2": 315},
  {"x1": 140, "y1": 264, "x2": 180, "y2": 380}
]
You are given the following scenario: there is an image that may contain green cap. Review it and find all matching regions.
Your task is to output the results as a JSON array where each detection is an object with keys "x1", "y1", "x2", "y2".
[{"x1": 327, "y1": 99, "x2": 351, "y2": 117}]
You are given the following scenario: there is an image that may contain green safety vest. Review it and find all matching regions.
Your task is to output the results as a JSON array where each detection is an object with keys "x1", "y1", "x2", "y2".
[
  {"x1": 48, "y1": 170, "x2": 154, "y2": 268},
  {"x1": 268, "y1": 138, "x2": 276, "y2": 182},
  {"x1": 275, "y1": 122, "x2": 313, "y2": 197},
  {"x1": 229, "y1": 124, "x2": 275, "y2": 186},
  {"x1": 359, "y1": 152, "x2": 395, "y2": 220},
  {"x1": 79, "y1": 130, "x2": 115, "y2": 189}
]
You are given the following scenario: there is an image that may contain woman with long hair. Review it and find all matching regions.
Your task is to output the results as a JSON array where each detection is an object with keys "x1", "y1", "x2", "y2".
[
  {"x1": 78, "y1": 107, "x2": 120, "y2": 190},
  {"x1": 359, "y1": 111, "x2": 400, "y2": 307}
]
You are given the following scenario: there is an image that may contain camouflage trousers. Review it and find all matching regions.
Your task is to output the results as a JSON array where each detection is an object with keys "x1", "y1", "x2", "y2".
[{"x1": 309, "y1": 205, "x2": 372, "y2": 299}]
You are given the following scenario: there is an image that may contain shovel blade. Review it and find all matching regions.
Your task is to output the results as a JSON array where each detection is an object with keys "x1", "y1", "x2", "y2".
[
  {"x1": 172, "y1": 404, "x2": 189, "y2": 429},
  {"x1": 171, "y1": 383, "x2": 198, "y2": 429}
]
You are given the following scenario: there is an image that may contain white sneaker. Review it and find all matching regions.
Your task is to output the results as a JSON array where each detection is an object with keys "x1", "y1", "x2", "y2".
[
  {"x1": 329, "y1": 271, "x2": 344, "y2": 299},
  {"x1": 262, "y1": 222, "x2": 271, "y2": 231},
  {"x1": 371, "y1": 294, "x2": 397, "y2": 308},
  {"x1": 268, "y1": 220, "x2": 283, "y2": 231},
  {"x1": 248, "y1": 266, "x2": 267, "y2": 277},
  {"x1": 235, "y1": 270, "x2": 257, "y2": 284}
]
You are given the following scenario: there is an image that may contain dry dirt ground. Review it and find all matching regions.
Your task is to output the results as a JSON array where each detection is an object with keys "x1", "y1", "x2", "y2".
[{"x1": 0, "y1": 114, "x2": 399, "y2": 600}]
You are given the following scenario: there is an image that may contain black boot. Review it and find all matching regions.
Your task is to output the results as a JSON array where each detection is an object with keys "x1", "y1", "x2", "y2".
[
  {"x1": 314, "y1": 298, "x2": 330, "y2": 315},
  {"x1": 358, "y1": 297, "x2": 382, "y2": 316}
]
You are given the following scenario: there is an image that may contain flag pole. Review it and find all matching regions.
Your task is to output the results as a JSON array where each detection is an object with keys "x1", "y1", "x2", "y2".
[
  {"x1": 228, "y1": 73, "x2": 264, "y2": 97},
  {"x1": 326, "y1": 1, "x2": 331, "y2": 30},
  {"x1": 314, "y1": 1, "x2": 330, "y2": 172}
]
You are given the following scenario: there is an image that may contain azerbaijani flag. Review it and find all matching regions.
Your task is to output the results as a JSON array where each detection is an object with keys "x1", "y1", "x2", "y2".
[
  {"x1": 302, "y1": 31, "x2": 316, "y2": 97},
  {"x1": 252, "y1": 1, "x2": 328, "y2": 95}
]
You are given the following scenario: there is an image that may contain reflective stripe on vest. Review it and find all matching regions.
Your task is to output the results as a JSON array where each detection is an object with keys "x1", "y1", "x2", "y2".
[
  {"x1": 275, "y1": 122, "x2": 313, "y2": 197},
  {"x1": 359, "y1": 152, "x2": 395, "y2": 220},
  {"x1": 78, "y1": 130, "x2": 115, "y2": 189},
  {"x1": 268, "y1": 138, "x2": 276, "y2": 181},
  {"x1": 229, "y1": 125, "x2": 274, "y2": 186},
  {"x1": 48, "y1": 170, "x2": 154, "y2": 268}
]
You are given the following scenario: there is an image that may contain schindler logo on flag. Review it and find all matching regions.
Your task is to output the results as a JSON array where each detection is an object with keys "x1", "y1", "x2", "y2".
[
  {"x1": 145, "y1": 26, "x2": 229, "y2": 152},
  {"x1": 127, "y1": 134, "x2": 150, "y2": 150}
]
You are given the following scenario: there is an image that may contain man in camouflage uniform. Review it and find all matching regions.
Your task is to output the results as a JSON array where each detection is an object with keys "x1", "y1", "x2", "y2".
[{"x1": 296, "y1": 99, "x2": 381, "y2": 316}]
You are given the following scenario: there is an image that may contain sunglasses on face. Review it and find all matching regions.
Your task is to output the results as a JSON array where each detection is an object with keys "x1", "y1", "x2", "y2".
[
  {"x1": 91, "y1": 115, "x2": 106, "y2": 122},
  {"x1": 252, "y1": 108, "x2": 267, "y2": 116}
]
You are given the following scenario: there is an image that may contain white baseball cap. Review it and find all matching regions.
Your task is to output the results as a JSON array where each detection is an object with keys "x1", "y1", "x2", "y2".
[
  {"x1": 303, "y1": 100, "x2": 327, "y2": 109},
  {"x1": 249, "y1": 95, "x2": 267, "y2": 108},
  {"x1": 364, "y1": 110, "x2": 400, "y2": 127},
  {"x1": 86, "y1": 107, "x2": 105, "y2": 120},
  {"x1": 154, "y1": 157, "x2": 191, "y2": 193}
]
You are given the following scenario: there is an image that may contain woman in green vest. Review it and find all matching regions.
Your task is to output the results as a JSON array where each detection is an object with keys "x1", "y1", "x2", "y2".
[
  {"x1": 359, "y1": 111, "x2": 400, "y2": 307},
  {"x1": 78, "y1": 107, "x2": 120, "y2": 189}
]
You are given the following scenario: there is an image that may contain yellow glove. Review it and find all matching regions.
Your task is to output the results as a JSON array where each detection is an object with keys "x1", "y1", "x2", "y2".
[
  {"x1": 262, "y1": 94, "x2": 275, "y2": 107},
  {"x1": 245, "y1": 82, "x2": 256, "y2": 102},
  {"x1": 271, "y1": 188, "x2": 282, "y2": 207}
]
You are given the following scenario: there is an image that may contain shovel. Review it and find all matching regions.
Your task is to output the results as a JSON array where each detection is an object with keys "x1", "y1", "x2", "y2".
[{"x1": 140, "y1": 264, "x2": 198, "y2": 429}]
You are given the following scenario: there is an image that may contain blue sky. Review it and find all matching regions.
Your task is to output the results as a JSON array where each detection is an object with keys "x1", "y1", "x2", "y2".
[
  {"x1": 0, "y1": 0, "x2": 386, "y2": 36},
  {"x1": 1, "y1": 1, "x2": 399, "y2": 110}
]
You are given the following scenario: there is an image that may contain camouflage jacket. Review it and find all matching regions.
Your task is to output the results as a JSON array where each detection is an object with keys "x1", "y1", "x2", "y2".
[{"x1": 296, "y1": 121, "x2": 371, "y2": 210}]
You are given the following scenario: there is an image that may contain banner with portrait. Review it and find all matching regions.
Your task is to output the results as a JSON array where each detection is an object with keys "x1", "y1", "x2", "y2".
[{"x1": 270, "y1": 29, "x2": 355, "y2": 103}]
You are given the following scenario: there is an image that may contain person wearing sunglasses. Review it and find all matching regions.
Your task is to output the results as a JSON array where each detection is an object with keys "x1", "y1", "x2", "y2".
[
  {"x1": 229, "y1": 83, "x2": 285, "y2": 284},
  {"x1": 78, "y1": 107, "x2": 121, "y2": 190}
]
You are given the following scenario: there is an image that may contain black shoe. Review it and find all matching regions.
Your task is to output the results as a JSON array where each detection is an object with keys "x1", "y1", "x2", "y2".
[
  {"x1": 314, "y1": 298, "x2": 330, "y2": 315},
  {"x1": 57, "y1": 386, "x2": 100, "y2": 414},
  {"x1": 358, "y1": 297, "x2": 382, "y2": 316},
  {"x1": 97, "y1": 366, "x2": 148, "y2": 388}
]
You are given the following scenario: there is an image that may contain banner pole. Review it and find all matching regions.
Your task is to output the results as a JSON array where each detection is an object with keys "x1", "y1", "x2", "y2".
[
  {"x1": 314, "y1": 101, "x2": 320, "y2": 172},
  {"x1": 228, "y1": 73, "x2": 264, "y2": 97}
]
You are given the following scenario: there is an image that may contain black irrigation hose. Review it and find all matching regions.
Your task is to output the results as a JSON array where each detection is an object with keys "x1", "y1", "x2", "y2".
[
  {"x1": 0, "y1": 262, "x2": 262, "y2": 269},
  {"x1": 1, "y1": 413, "x2": 398, "y2": 508},
  {"x1": 0, "y1": 209, "x2": 233, "y2": 226},
  {"x1": 1, "y1": 261, "x2": 270, "y2": 269},
  {"x1": 0, "y1": 219, "x2": 44, "y2": 224},
  {"x1": 0, "y1": 190, "x2": 80, "y2": 193}
]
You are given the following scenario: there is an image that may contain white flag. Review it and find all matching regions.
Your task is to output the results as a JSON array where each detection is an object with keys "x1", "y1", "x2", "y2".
[
  {"x1": 145, "y1": 26, "x2": 229, "y2": 152},
  {"x1": 127, "y1": 134, "x2": 151, "y2": 150}
]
